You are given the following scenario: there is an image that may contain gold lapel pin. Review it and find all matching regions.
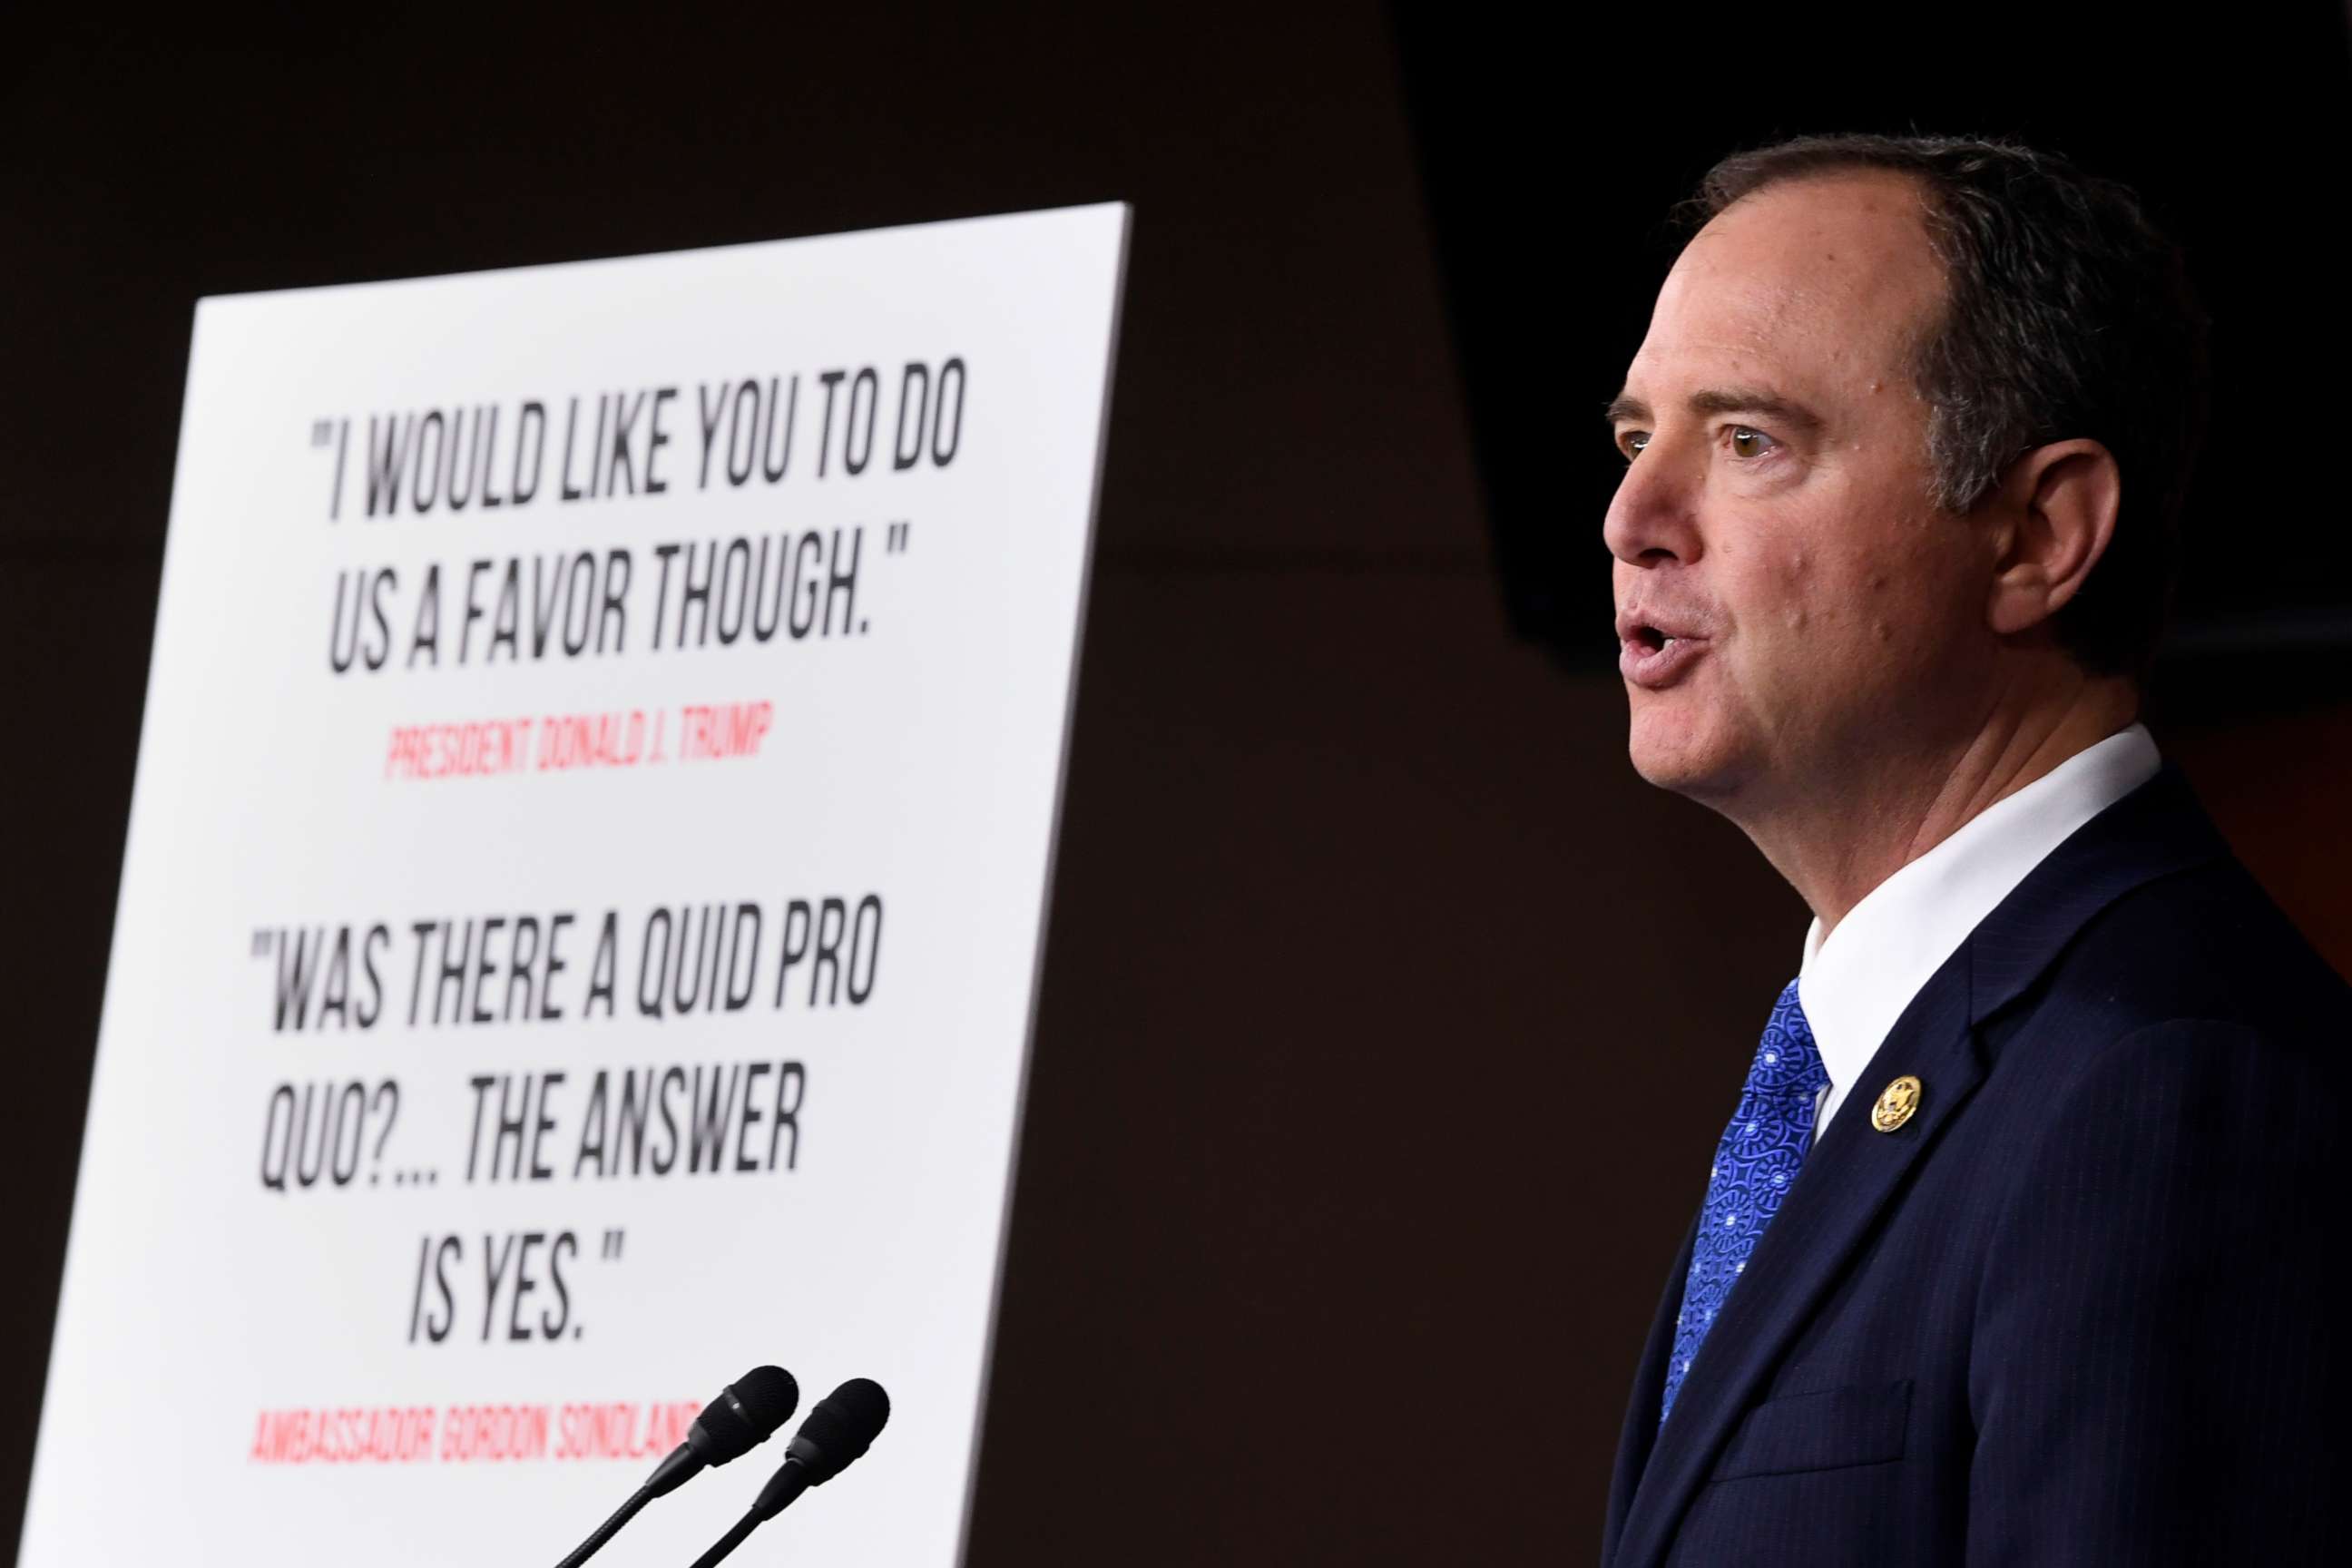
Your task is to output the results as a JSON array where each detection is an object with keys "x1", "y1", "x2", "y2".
[{"x1": 1871, "y1": 1075, "x2": 1923, "y2": 1133}]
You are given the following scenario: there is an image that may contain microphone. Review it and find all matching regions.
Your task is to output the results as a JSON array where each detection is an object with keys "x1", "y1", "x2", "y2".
[
  {"x1": 551, "y1": 1366, "x2": 799, "y2": 1568},
  {"x1": 687, "y1": 1379, "x2": 891, "y2": 1568},
  {"x1": 643, "y1": 1363, "x2": 802, "y2": 1496}
]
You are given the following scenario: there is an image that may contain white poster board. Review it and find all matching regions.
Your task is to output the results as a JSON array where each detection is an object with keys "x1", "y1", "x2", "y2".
[{"x1": 20, "y1": 202, "x2": 1128, "y2": 1566}]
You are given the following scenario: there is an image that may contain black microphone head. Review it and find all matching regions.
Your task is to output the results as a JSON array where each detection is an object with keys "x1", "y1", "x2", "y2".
[
  {"x1": 688, "y1": 1365, "x2": 801, "y2": 1466},
  {"x1": 787, "y1": 1378, "x2": 890, "y2": 1485}
]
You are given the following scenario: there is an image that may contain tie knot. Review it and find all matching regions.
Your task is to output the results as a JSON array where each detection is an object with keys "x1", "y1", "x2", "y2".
[{"x1": 1748, "y1": 977, "x2": 1828, "y2": 1097}]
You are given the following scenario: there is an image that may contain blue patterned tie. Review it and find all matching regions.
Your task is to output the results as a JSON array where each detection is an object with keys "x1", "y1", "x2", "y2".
[{"x1": 1659, "y1": 979, "x2": 1829, "y2": 1425}]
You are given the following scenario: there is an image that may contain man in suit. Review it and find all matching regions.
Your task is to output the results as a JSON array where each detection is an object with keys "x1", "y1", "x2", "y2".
[{"x1": 1600, "y1": 133, "x2": 2352, "y2": 1564}]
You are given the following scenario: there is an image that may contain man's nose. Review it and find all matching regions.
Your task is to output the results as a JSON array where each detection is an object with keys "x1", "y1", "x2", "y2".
[{"x1": 1602, "y1": 443, "x2": 1702, "y2": 568}]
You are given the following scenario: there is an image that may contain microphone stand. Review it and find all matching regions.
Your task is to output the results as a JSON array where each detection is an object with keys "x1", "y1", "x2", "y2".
[
  {"x1": 553, "y1": 1482, "x2": 656, "y2": 1568},
  {"x1": 685, "y1": 1462, "x2": 816, "y2": 1566},
  {"x1": 686, "y1": 1512, "x2": 763, "y2": 1568}
]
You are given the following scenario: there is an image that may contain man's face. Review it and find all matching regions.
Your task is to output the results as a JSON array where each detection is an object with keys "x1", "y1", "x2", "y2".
[{"x1": 1606, "y1": 171, "x2": 1992, "y2": 808}]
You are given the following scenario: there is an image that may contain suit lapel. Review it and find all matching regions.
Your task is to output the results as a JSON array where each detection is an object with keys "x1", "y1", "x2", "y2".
[
  {"x1": 1605, "y1": 763, "x2": 2228, "y2": 1567},
  {"x1": 1960, "y1": 764, "x2": 2227, "y2": 1024},
  {"x1": 1609, "y1": 959, "x2": 1986, "y2": 1567},
  {"x1": 1602, "y1": 1206, "x2": 1699, "y2": 1562}
]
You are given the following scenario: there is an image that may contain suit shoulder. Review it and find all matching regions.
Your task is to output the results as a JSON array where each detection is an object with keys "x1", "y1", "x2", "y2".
[
  {"x1": 2034, "y1": 854, "x2": 2352, "y2": 1045},
  {"x1": 1968, "y1": 860, "x2": 2350, "y2": 1197}
]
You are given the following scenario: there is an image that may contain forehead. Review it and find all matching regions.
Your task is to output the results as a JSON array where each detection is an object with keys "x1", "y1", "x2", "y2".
[{"x1": 1629, "y1": 170, "x2": 1945, "y2": 400}]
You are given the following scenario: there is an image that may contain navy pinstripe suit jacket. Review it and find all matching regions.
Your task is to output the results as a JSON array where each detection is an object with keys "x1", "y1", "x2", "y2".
[{"x1": 1602, "y1": 763, "x2": 2352, "y2": 1565}]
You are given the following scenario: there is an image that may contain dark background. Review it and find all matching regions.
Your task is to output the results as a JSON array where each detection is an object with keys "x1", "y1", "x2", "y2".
[{"x1": 7, "y1": 6, "x2": 2351, "y2": 1562}]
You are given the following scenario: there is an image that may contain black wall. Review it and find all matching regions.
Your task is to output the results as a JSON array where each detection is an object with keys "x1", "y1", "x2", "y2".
[{"x1": 7, "y1": 6, "x2": 2351, "y2": 1562}]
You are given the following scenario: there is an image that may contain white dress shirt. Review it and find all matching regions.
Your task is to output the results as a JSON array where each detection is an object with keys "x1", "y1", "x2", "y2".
[{"x1": 1797, "y1": 723, "x2": 2162, "y2": 1142}]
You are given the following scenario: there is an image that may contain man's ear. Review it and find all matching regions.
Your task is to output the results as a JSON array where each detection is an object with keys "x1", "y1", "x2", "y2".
[{"x1": 1984, "y1": 438, "x2": 2121, "y2": 637}]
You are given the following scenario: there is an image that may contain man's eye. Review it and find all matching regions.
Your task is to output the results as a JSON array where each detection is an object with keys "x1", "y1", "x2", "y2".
[
  {"x1": 1620, "y1": 431, "x2": 1651, "y2": 459},
  {"x1": 1728, "y1": 426, "x2": 1778, "y2": 459}
]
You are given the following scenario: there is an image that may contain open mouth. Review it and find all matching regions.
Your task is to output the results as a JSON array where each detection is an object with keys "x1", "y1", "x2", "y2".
[{"x1": 1618, "y1": 623, "x2": 1706, "y2": 688}]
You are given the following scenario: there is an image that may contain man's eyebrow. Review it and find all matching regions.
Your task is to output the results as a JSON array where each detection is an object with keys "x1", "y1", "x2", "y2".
[
  {"x1": 1602, "y1": 387, "x2": 1826, "y2": 437},
  {"x1": 1603, "y1": 392, "x2": 1651, "y2": 427},
  {"x1": 1686, "y1": 386, "x2": 1825, "y2": 436}
]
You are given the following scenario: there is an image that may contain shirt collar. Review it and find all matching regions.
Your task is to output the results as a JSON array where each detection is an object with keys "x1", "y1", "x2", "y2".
[{"x1": 1797, "y1": 722, "x2": 2163, "y2": 1112}]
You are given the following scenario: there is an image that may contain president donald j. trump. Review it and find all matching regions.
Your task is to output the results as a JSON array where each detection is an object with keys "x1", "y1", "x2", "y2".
[{"x1": 1600, "y1": 133, "x2": 2352, "y2": 1564}]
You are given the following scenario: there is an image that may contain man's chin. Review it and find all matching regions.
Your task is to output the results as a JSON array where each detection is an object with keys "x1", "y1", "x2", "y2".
[{"x1": 1626, "y1": 712, "x2": 1743, "y2": 801}]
